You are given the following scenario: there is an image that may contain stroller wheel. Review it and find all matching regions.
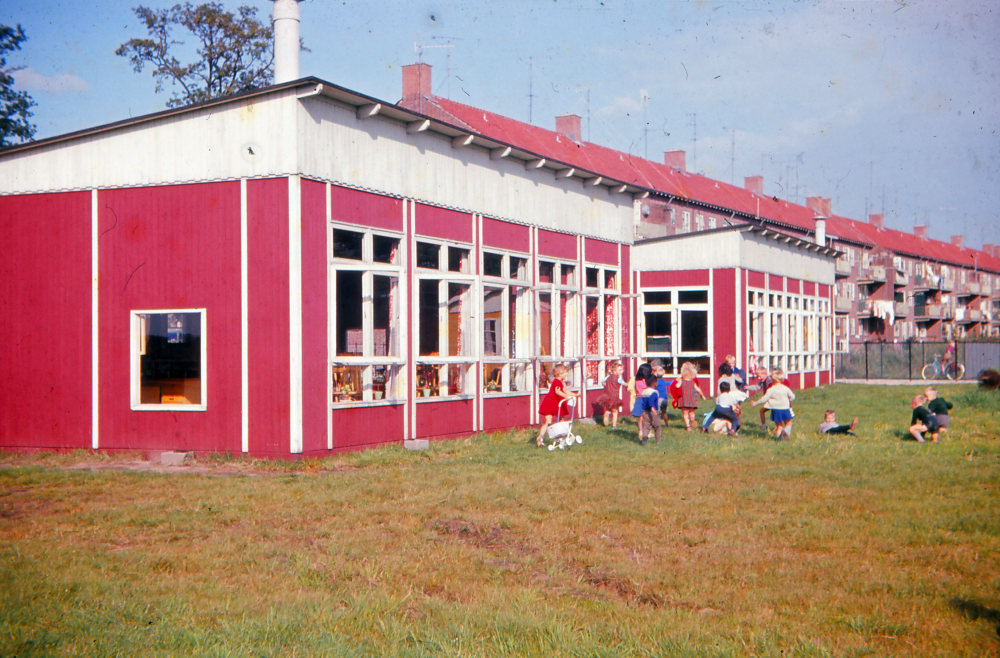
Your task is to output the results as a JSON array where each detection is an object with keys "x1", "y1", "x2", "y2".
[
  {"x1": 548, "y1": 443, "x2": 556, "y2": 451},
  {"x1": 576, "y1": 435, "x2": 583, "y2": 444}
]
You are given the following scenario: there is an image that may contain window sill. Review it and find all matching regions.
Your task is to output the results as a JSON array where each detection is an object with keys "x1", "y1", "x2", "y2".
[
  {"x1": 415, "y1": 394, "x2": 475, "y2": 403},
  {"x1": 483, "y1": 391, "x2": 532, "y2": 399},
  {"x1": 331, "y1": 399, "x2": 405, "y2": 410},
  {"x1": 132, "y1": 404, "x2": 207, "y2": 412}
]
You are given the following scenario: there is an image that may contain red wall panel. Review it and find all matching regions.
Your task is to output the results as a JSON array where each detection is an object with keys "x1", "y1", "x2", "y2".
[
  {"x1": 98, "y1": 183, "x2": 242, "y2": 453},
  {"x1": 787, "y1": 278, "x2": 801, "y2": 294},
  {"x1": 640, "y1": 270, "x2": 710, "y2": 288},
  {"x1": 713, "y1": 268, "x2": 737, "y2": 375},
  {"x1": 330, "y1": 185, "x2": 402, "y2": 232},
  {"x1": 748, "y1": 270, "x2": 766, "y2": 289},
  {"x1": 818, "y1": 284, "x2": 830, "y2": 298},
  {"x1": 803, "y1": 281, "x2": 816, "y2": 296},
  {"x1": 768, "y1": 276, "x2": 784, "y2": 292},
  {"x1": 820, "y1": 370, "x2": 831, "y2": 386},
  {"x1": 300, "y1": 179, "x2": 328, "y2": 454},
  {"x1": 538, "y1": 229, "x2": 576, "y2": 259},
  {"x1": 247, "y1": 178, "x2": 291, "y2": 456},
  {"x1": 0, "y1": 192, "x2": 92, "y2": 449},
  {"x1": 415, "y1": 203, "x2": 472, "y2": 243},
  {"x1": 621, "y1": 246, "x2": 631, "y2": 354},
  {"x1": 332, "y1": 404, "x2": 405, "y2": 449},
  {"x1": 482, "y1": 395, "x2": 531, "y2": 432},
  {"x1": 482, "y1": 217, "x2": 529, "y2": 253},
  {"x1": 585, "y1": 238, "x2": 618, "y2": 266},
  {"x1": 416, "y1": 399, "x2": 474, "y2": 438}
]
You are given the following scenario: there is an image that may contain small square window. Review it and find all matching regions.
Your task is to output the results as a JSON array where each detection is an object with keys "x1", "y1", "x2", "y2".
[
  {"x1": 561, "y1": 265, "x2": 576, "y2": 286},
  {"x1": 586, "y1": 267, "x2": 599, "y2": 288},
  {"x1": 678, "y1": 290, "x2": 708, "y2": 304},
  {"x1": 373, "y1": 235, "x2": 400, "y2": 264},
  {"x1": 539, "y1": 261, "x2": 555, "y2": 284},
  {"x1": 132, "y1": 309, "x2": 206, "y2": 410},
  {"x1": 509, "y1": 257, "x2": 527, "y2": 280},
  {"x1": 417, "y1": 242, "x2": 440, "y2": 269},
  {"x1": 644, "y1": 291, "x2": 671, "y2": 305},
  {"x1": 604, "y1": 270, "x2": 617, "y2": 290},
  {"x1": 333, "y1": 229, "x2": 364, "y2": 260},
  {"x1": 484, "y1": 252, "x2": 504, "y2": 277}
]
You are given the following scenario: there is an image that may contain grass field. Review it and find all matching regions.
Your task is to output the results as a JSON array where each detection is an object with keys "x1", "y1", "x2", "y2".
[{"x1": 1, "y1": 383, "x2": 998, "y2": 657}]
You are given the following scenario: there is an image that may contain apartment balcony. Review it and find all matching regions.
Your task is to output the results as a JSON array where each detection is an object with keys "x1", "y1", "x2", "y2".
[
  {"x1": 914, "y1": 275, "x2": 940, "y2": 291},
  {"x1": 982, "y1": 282, "x2": 994, "y2": 296},
  {"x1": 857, "y1": 266, "x2": 887, "y2": 284},
  {"x1": 834, "y1": 296, "x2": 852, "y2": 314},
  {"x1": 857, "y1": 299, "x2": 873, "y2": 316},
  {"x1": 914, "y1": 304, "x2": 942, "y2": 320},
  {"x1": 894, "y1": 301, "x2": 910, "y2": 317},
  {"x1": 961, "y1": 281, "x2": 981, "y2": 296},
  {"x1": 835, "y1": 259, "x2": 853, "y2": 278},
  {"x1": 941, "y1": 277, "x2": 955, "y2": 292},
  {"x1": 965, "y1": 309, "x2": 983, "y2": 323},
  {"x1": 893, "y1": 271, "x2": 909, "y2": 287},
  {"x1": 941, "y1": 305, "x2": 954, "y2": 319}
]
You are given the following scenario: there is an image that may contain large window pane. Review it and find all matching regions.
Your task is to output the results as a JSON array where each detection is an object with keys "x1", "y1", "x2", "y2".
[
  {"x1": 373, "y1": 275, "x2": 399, "y2": 357},
  {"x1": 336, "y1": 270, "x2": 363, "y2": 356},
  {"x1": 585, "y1": 296, "x2": 600, "y2": 355},
  {"x1": 510, "y1": 286, "x2": 530, "y2": 359},
  {"x1": 419, "y1": 279, "x2": 440, "y2": 356},
  {"x1": 680, "y1": 310, "x2": 708, "y2": 352},
  {"x1": 645, "y1": 311, "x2": 672, "y2": 352},
  {"x1": 332, "y1": 364, "x2": 364, "y2": 403},
  {"x1": 538, "y1": 293, "x2": 552, "y2": 357},
  {"x1": 137, "y1": 311, "x2": 202, "y2": 406},
  {"x1": 483, "y1": 287, "x2": 503, "y2": 356},
  {"x1": 448, "y1": 283, "x2": 472, "y2": 357}
]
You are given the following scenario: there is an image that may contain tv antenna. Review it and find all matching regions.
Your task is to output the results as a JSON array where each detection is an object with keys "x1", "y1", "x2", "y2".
[
  {"x1": 414, "y1": 40, "x2": 459, "y2": 99},
  {"x1": 641, "y1": 89, "x2": 649, "y2": 159},
  {"x1": 687, "y1": 113, "x2": 697, "y2": 172}
]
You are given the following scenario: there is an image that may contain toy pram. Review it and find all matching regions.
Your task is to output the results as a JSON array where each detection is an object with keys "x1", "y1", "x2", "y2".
[{"x1": 547, "y1": 398, "x2": 582, "y2": 451}]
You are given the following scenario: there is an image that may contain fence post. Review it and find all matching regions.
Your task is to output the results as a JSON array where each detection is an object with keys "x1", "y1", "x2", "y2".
[
  {"x1": 908, "y1": 342, "x2": 912, "y2": 380},
  {"x1": 865, "y1": 341, "x2": 869, "y2": 380}
]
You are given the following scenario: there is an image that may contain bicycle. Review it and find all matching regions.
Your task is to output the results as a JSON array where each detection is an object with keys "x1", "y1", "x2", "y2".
[{"x1": 921, "y1": 354, "x2": 965, "y2": 380}]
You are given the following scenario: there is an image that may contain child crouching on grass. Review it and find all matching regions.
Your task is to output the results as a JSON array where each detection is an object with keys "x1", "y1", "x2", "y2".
[
  {"x1": 909, "y1": 395, "x2": 940, "y2": 443},
  {"x1": 535, "y1": 364, "x2": 578, "y2": 448}
]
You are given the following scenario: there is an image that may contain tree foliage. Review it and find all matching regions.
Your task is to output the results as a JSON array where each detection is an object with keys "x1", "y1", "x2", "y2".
[
  {"x1": 116, "y1": 2, "x2": 282, "y2": 108},
  {"x1": 0, "y1": 24, "x2": 36, "y2": 147}
]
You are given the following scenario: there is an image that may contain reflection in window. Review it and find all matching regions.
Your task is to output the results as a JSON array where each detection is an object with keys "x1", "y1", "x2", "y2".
[
  {"x1": 484, "y1": 252, "x2": 503, "y2": 277},
  {"x1": 539, "y1": 292, "x2": 552, "y2": 357},
  {"x1": 448, "y1": 246, "x2": 469, "y2": 273},
  {"x1": 483, "y1": 287, "x2": 503, "y2": 356},
  {"x1": 373, "y1": 235, "x2": 399, "y2": 264},
  {"x1": 680, "y1": 310, "x2": 708, "y2": 353},
  {"x1": 135, "y1": 310, "x2": 204, "y2": 408},
  {"x1": 448, "y1": 283, "x2": 471, "y2": 357},
  {"x1": 419, "y1": 279, "x2": 440, "y2": 356},
  {"x1": 539, "y1": 261, "x2": 555, "y2": 284},
  {"x1": 645, "y1": 311, "x2": 672, "y2": 352},
  {"x1": 336, "y1": 271, "x2": 363, "y2": 356},
  {"x1": 417, "y1": 242, "x2": 440, "y2": 269},
  {"x1": 333, "y1": 229, "x2": 364, "y2": 260}
]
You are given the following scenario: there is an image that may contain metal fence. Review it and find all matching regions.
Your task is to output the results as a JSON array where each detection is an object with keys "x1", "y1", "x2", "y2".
[{"x1": 834, "y1": 341, "x2": 1000, "y2": 380}]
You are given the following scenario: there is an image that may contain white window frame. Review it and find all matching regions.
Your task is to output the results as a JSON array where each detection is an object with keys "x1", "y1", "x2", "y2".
[
  {"x1": 638, "y1": 287, "x2": 711, "y2": 375},
  {"x1": 482, "y1": 247, "x2": 533, "y2": 396},
  {"x1": 130, "y1": 308, "x2": 208, "y2": 412},
  {"x1": 330, "y1": 223, "x2": 407, "y2": 408},
  {"x1": 415, "y1": 237, "x2": 477, "y2": 400}
]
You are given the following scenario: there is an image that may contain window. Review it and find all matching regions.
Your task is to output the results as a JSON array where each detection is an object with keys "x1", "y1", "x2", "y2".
[
  {"x1": 131, "y1": 309, "x2": 206, "y2": 410},
  {"x1": 415, "y1": 239, "x2": 475, "y2": 398},
  {"x1": 747, "y1": 287, "x2": 833, "y2": 375},
  {"x1": 331, "y1": 227, "x2": 404, "y2": 405},
  {"x1": 682, "y1": 211, "x2": 691, "y2": 232},
  {"x1": 640, "y1": 288, "x2": 709, "y2": 373},
  {"x1": 482, "y1": 250, "x2": 532, "y2": 394}
]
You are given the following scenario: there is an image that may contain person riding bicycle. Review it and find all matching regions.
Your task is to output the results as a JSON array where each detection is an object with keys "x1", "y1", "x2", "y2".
[{"x1": 942, "y1": 339, "x2": 956, "y2": 374}]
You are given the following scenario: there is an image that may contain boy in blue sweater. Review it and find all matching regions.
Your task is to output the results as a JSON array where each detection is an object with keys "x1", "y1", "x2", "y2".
[{"x1": 631, "y1": 373, "x2": 661, "y2": 446}]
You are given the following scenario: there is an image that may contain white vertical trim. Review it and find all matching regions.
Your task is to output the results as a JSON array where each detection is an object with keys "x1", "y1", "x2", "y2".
[
  {"x1": 708, "y1": 268, "x2": 715, "y2": 396},
  {"x1": 326, "y1": 182, "x2": 333, "y2": 451},
  {"x1": 475, "y1": 213, "x2": 483, "y2": 433},
  {"x1": 288, "y1": 175, "x2": 303, "y2": 454},
  {"x1": 735, "y1": 268, "x2": 742, "y2": 370},
  {"x1": 408, "y1": 199, "x2": 416, "y2": 440},
  {"x1": 241, "y1": 179, "x2": 250, "y2": 453},
  {"x1": 91, "y1": 189, "x2": 99, "y2": 450}
]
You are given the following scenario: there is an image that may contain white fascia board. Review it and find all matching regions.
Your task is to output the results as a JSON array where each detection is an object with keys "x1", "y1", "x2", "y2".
[
  {"x1": 295, "y1": 97, "x2": 634, "y2": 244},
  {"x1": 0, "y1": 89, "x2": 302, "y2": 194}
]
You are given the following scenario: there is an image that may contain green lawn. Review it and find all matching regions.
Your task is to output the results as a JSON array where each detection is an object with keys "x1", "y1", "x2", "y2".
[{"x1": 1, "y1": 384, "x2": 998, "y2": 657}]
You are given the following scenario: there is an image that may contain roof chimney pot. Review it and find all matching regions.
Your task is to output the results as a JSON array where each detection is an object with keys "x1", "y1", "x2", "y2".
[
  {"x1": 555, "y1": 114, "x2": 582, "y2": 142},
  {"x1": 914, "y1": 225, "x2": 928, "y2": 240},
  {"x1": 869, "y1": 213, "x2": 884, "y2": 229},
  {"x1": 744, "y1": 175, "x2": 763, "y2": 195},
  {"x1": 664, "y1": 150, "x2": 686, "y2": 172},
  {"x1": 951, "y1": 234, "x2": 964, "y2": 249},
  {"x1": 402, "y1": 63, "x2": 433, "y2": 98}
]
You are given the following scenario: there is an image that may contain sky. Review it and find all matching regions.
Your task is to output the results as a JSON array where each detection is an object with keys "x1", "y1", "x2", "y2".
[{"x1": 3, "y1": 0, "x2": 999, "y2": 248}]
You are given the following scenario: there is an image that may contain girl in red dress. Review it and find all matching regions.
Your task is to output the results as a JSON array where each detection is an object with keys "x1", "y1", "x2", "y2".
[
  {"x1": 671, "y1": 361, "x2": 706, "y2": 431},
  {"x1": 536, "y1": 364, "x2": 578, "y2": 447}
]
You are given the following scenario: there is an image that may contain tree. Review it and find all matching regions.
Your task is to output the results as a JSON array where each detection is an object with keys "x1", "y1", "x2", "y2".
[
  {"x1": 0, "y1": 24, "x2": 36, "y2": 147},
  {"x1": 116, "y1": 2, "x2": 289, "y2": 108}
]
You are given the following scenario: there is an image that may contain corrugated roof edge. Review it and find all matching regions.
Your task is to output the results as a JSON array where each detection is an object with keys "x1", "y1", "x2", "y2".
[{"x1": 635, "y1": 223, "x2": 841, "y2": 258}]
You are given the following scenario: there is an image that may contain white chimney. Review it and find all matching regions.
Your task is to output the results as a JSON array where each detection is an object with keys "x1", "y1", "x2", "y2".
[
  {"x1": 814, "y1": 217, "x2": 826, "y2": 246},
  {"x1": 272, "y1": 0, "x2": 301, "y2": 84}
]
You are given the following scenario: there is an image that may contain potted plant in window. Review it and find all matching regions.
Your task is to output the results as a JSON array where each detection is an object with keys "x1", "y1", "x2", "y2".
[{"x1": 372, "y1": 369, "x2": 386, "y2": 400}]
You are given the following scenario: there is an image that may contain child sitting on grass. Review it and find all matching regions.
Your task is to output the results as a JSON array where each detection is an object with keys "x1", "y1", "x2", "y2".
[
  {"x1": 909, "y1": 395, "x2": 940, "y2": 443},
  {"x1": 924, "y1": 386, "x2": 953, "y2": 435},
  {"x1": 818, "y1": 410, "x2": 858, "y2": 436},
  {"x1": 702, "y1": 381, "x2": 744, "y2": 436},
  {"x1": 631, "y1": 373, "x2": 661, "y2": 447}
]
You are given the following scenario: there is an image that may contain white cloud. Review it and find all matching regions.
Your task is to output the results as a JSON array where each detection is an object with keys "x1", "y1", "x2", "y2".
[{"x1": 13, "y1": 67, "x2": 89, "y2": 93}]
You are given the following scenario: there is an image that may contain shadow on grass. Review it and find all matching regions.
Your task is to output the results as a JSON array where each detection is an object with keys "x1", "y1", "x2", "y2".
[{"x1": 951, "y1": 597, "x2": 1000, "y2": 639}]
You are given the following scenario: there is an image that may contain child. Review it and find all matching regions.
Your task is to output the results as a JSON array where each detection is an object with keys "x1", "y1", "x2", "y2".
[
  {"x1": 752, "y1": 369, "x2": 796, "y2": 441},
  {"x1": 819, "y1": 410, "x2": 858, "y2": 436},
  {"x1": 717, "y1": 362, "x2": 740, "y2": 395},
  {"x1": 650, "y1": 358, "x2": 671, "y2": 428},
  {"x1": 535, "y1": 364, "x2": 578, "y2": 448},
  {"x1": 672, "y1": 361, "x2": 706, "y2": 431},
  {"x1": 703, "y1": 381, "x2": 744, "y2": 436},
  {"x1": 595, "y1": 362, "x2": 626, "y2": 429},
  {"x1": 925, "y1": 386, "x2": 953, "y2": 434},
  {"x1": 909, "y1": 394, "x2": 940, "y2": 443},
  {"x1": 631, "y1": 373, "x2": 661, "y2": 446},
  {"x1": 725, "y1": 354, "x2": 747, "y2": 393},
  {"x1": 627, "y1": 363, "x2": 653, "y2": 442},
  {"x1": 748, "y1": 366, "x2": 773, "y2": 429}
]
